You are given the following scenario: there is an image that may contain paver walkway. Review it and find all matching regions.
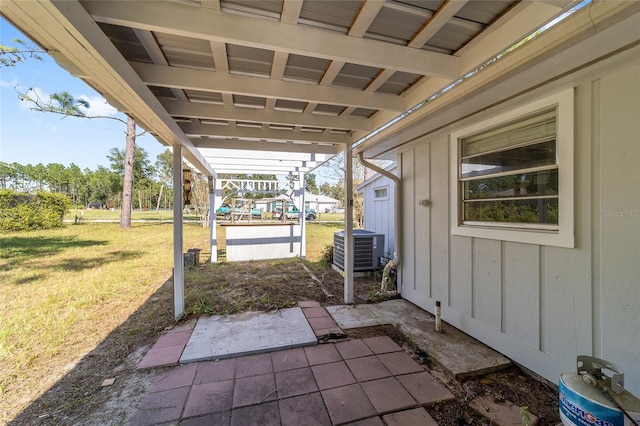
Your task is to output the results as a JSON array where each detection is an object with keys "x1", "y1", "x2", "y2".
[{"x1": 130, "y1": 336, "x2": 454, "y2": 425}]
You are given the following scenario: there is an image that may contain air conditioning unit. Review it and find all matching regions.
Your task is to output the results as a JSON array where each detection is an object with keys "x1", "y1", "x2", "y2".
[{"x1": 333, "y1": 230, "x2": 385, "y2": 272}]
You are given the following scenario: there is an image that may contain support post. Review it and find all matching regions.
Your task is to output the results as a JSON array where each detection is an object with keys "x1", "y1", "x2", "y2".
[
  {"x1": 344, "y1": 145, "x2": 354, "y2": 304},
  {"x1": 172, "y1": 146, "x2": 185, "y2": 318},
  {"x1": 209, "y1": 176, "x2": 217, "y2": 263},
  {"x1": 298, "y1": 171, "x2": 306, "y2": 260}
]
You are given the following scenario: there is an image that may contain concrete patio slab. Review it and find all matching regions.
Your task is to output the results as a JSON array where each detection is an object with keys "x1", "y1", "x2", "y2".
[
  {"x1": 180, "y1": 307, "x2": 317, "y2": 363},
  {"x1": 326, "y1": 299, "x2": 511, "y2": 378}
]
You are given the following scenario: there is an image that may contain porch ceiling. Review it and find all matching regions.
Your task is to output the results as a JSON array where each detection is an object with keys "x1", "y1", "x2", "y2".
[{"x1": 2, "y1": 0, "x2": 579, "y2": 176}]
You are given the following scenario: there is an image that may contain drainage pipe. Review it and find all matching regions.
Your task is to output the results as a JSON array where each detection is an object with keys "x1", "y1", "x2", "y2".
[{"x1": 356, "y1": 152, "x2": 401, "y2": 293}]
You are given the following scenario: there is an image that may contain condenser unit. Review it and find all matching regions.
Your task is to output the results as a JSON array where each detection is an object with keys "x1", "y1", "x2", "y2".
[{"x1": 333, "y1": 230, "x2": 385, "y2": 271}]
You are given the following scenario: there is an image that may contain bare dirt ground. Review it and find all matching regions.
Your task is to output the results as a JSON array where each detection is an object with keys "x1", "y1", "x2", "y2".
[{"x1": 8, "y1": 259, "x2": 560, "y2": 425}]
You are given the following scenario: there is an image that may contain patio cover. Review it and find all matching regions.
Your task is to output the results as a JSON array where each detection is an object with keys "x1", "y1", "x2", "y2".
[{"x1": 1, "y1": 0, "x2": 587, "y2": 316}]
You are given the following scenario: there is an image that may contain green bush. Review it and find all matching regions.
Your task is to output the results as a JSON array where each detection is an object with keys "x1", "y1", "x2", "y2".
[
  {"x1": 320, "y1": 244, "x2": 334, "y2": 265},
  {"x1": 0, "y1": 190, "x2": 71, "y2": 231}
]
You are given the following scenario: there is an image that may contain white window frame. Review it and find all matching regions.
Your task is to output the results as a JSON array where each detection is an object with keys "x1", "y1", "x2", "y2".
[
  {"x1": 450, "y1": 89, "x2": 574, "y2": 248},
  {"x1": 373, "y1": 186, "x2": 389, "y2": 201}
]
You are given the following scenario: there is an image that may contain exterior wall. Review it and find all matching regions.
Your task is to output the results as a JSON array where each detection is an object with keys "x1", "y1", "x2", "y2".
[
  {"x1": 359, "y1": 169, "x2": 396, "y2": 255},
  {"x1": 399, "y1": 64, "x2": 640, "y2": 394}
]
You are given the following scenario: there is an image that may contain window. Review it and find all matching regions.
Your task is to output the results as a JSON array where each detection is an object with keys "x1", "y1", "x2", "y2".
[
  {"x1": 450, "y1": 90, "x2": 574, "y2": 247},
  {"x1": 374, "y1": 186, "x2": 388, "y2": 200}
]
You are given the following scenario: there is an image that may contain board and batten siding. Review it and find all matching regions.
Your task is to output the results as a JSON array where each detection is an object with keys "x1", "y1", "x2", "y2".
[
  {"x1": 360, "y1": 169, "x2": 396, "y2": 255},
  {"x1": 399, "y1": 64, "x2": 640, "y2": 394}
]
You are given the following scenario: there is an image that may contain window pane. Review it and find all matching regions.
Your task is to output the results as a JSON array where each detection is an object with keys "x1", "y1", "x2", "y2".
[
  {"x1": 464, "y1": 198, "x2": 558, "y2": 224},
  {"x1": 461, "y1": 139, "x2": 556, "y2": 178},
  {"x1": 464, "y1": 169, "x2": 558, "y2": 200},
  {"x1": 374, "y1": 188, "x2": 387, "y2": 198}
]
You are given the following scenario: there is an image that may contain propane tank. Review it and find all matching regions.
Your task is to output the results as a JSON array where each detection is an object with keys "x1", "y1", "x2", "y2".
[{"x1": 560, "y1": 356, "x2": 640, "y2": 426}]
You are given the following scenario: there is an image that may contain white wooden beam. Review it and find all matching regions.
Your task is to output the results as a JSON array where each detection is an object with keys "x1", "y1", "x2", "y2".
[
  {"x1": 208, "y1": 164, "x2": 311, "y2": 173},
  {"x1": 162, "y1": 100, "x2": 372, "y2": 131},
  {"x1": 201, "y1": 0, "x2": 220, "y2": 11},
  {"x1": 349, "y1": 0, "x2": 386, "y2": 38},
  {"x1": 365, "y1": 69, "x2": 396, "y2": 93},
  {"x1": 280, "y1": 0, "x2": 303, "y2": 25},
  {"x1": 192, "y1": 138, "x2": 340, "y2": 154},
  {"x1": 320, "y1": 61, "x2": 345, "y2": 86},
  {"x1": 181, "y1": 121, "x2": 347, "y2": 143},
  {"x1": 198, "y1": 148, "x2": 332, "y2": 162},
  {"x1": 133, "y1": 29, "x2": 188, "y2": 101},
  {"x1": 85, "y1": 1, "x2": 459, "y2": 78},
  {"x1": 271, "y1": 51, "x2": 289, "y2": 79},
  {"x1": 408, "y1": 0, "x2": 468, "y2": 48},
  {"x1": 131, "y1": 61, "x2": 406, "y2": 111},
  {"x1": 210, "y1": 41, "x2": 229, "y2": 72}
]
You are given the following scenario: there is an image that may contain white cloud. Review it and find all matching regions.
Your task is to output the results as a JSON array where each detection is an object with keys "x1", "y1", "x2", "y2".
[
  {"x1": 77, "y1": 94, "x2": 118, "y2": 117},
  {"x1": 0, "y1": 78, "x2": 19, "y2": 88}
]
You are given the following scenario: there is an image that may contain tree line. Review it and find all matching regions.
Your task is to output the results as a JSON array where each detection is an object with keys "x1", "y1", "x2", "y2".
[
  {"x1": 0, "y1": 147, "x2": 173, "y2": 211},
  {"x1": 0, "y1": 149, "x2": 349, "y2": 213}
]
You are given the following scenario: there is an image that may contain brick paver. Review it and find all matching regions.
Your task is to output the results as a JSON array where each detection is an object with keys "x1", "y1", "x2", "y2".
[
  {"x1": 377, "y1": 351, "x2": 424, "y2": 375},
  {"x1": 234, "y1": 352, "x2": 273, "y2": 378},
  {"x1": 271, "y1": 347, "x2": 309, "y2": 372},
  {"x1": 362, "y1": 336, "x2": 403, "y2": 354},
  {"x1": 275, "y1": 367, "x2": 318, "y2": 398},
  {"x1": 470, "y1": 395, "x2": 540, "y2": 426},
  {"x1": 181, "y1": 412, "x2": 231, "y2": 426},
  {"x1": 194, "y1": 358, "x2": 236, "y2": 384},
  {"x1": 335, "y1": 339, "x2": 374, "y2": 359},
  {"x1": 279, "y1": 393, "x2": 332, "y2": 426},
  {"x1": 396, "y1": 371, "x2": 455, "y2": 406},
  {"x1": 322, "y1": 384, "x2": 377, "y2": 424},
  {"x1": 302, "y1": 306, "x2": 331, "y2": 318},
  {"x1": 133, "y1": 321, "x2": 460, "y2": 426},
  {"x1": 232, "y1": 373, "x2": 277, "y2": 407},
  {"x1": 304, "y1": 343, "x2": 342, "y2": 365},
  {"x1": 149, "y1": 362, "x2": 197, "y2": 392},
  {"x1": 231, "y1": 401, "x2": 280, "y2": 426},
  {"x1": 360, "y1": 377, "x2": 417, "y2": 414},
  {"x1": 297, "y1": 300, "x2": 321, "y2": 308},
  {"x1": 345, "y1": 356, "x2": 391, "y2": 382},
  {"x1": 307, "y1": 316, "x2": 339, "y2": 330},
  {"x1": 183, "y1": 380, "x2": 234, "y2": 418},
  {"x1": 311, "y1": 361, "x2": 356, "y2": 390},
  {"x1": 129, "y1": 386, "x2": 190, "y2": 425},
  {"x1": 383, "y1": 407, "x2": 439, "y2": 425}
]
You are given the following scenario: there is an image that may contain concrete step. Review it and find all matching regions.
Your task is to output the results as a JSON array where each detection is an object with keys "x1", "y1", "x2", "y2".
[{"x1": 326, "y1": 299, "x2": 511, "y2": 378}]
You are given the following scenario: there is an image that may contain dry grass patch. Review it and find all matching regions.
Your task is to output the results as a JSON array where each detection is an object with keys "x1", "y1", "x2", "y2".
[{"x1": 0, "y1": 223, "x2": 209, "y2": 424}]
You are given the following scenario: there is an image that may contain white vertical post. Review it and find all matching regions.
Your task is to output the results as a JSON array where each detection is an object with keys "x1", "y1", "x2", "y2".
[
  {"x1": 209, "y1": 177, "x2": 217, "y2": 263},
  {"x1": 172, "y1": 146, "x2": 184, "y2": 318},
  {"x1": 344, "y1": 145, "x2": 354, "y2": 304},
  {"x1": 299, "y1": 171, "x2": 306, "y2": 260}
]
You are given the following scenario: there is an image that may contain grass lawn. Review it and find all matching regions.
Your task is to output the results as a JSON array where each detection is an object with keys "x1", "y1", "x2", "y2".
[
  {"x1": 0, "y1": 222, "x2": 209, "y2": 422},
  {"x1": 0, "y1": 220, "x2": 350, "y2": 423},
  {"x1": 64, "y1": 208, "x2": 201, "y2": 222}
]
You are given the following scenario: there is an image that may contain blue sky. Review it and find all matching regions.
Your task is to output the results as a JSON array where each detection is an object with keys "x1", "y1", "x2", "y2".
[{"x1": 0, "y1": 18, "x2": 167, "y2": 171}]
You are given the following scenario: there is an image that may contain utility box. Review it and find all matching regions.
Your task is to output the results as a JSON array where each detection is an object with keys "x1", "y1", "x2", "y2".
[{"x1": 333, "y1": 230, "x2": 385, "y2": 272}]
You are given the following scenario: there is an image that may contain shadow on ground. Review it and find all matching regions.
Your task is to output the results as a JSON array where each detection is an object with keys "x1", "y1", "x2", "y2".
[{"x1": 8, "y1": 278, "x2": 177, "y2": 425}]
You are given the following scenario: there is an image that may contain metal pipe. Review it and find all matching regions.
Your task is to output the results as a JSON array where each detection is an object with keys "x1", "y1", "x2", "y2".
[{"x1": 356, "y1": 152, "x2": 401, "y2": 293}]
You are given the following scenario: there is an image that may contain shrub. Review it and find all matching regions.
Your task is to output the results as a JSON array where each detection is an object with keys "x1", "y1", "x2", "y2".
[
  {"x1": 320, "y1": 244, "x2": 334, "y2": 265},
  {"x1": 0, "y1": 190, "x2": 71, "y2": 231}
]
